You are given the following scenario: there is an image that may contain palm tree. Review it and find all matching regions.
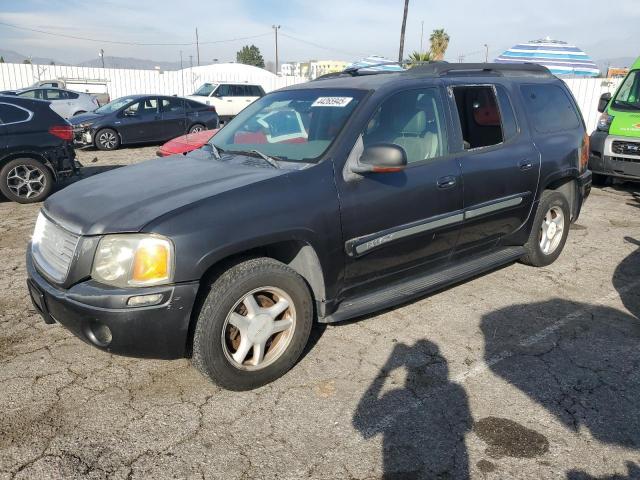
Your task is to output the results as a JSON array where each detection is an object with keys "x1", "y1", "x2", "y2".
[
  {"x1": 407, "y1": 51, "x2": 431, "y2": 68},
  {"x1": 398, "y1": 0, "x2": 410, "y2": 63},
  {"x1": 429, "y1": 29, "x2": 450, "y2": 61}
]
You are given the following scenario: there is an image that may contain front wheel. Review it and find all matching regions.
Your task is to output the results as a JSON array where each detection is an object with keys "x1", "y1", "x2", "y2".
[
  {"x1": 95, "y1": 128, "x2": 120, "y2": 150},
  {"x1": 520, "y1": 190, "x2": 571, "y2": 267},
  {"x1": 0, "y1": 158, "x2": 54, "y2": 204},
  {"x1": 192, "y1": 258, "x2": 313, "y2": 390}
]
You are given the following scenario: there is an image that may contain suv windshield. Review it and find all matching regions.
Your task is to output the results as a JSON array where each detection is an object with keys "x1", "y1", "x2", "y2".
[
  {"x1": 193, "y1": 83, "x2": 218, "y2": 97},
  {"x1": 95, "y1": 97, "x2": 137, "y2": 114},
  {"x1": 613, "y1": 70, "x2": 640, "y2": 111},
  {"x1": 211, "y1": 88, "x2": 365, "y2": 162}
]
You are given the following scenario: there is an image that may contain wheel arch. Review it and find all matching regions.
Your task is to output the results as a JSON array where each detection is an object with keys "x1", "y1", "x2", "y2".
[
  {"x1": 0, "y1": 151, "x2": 57, "y2": 180},
  {"x1": 186, "y1": 239, "x2": 327, "y2": 355},
  {"x1": 543, "y1": 175, "x2": 578, "y2": 221}
]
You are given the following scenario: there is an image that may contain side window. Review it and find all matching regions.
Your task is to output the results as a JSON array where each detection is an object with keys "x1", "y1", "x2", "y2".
[
  {"x1": 495, "y1": 86, "x2": 518, "y2": 141},
  {"x1": 66, "y1": 91, "x2": 79, "y2": 99},
  {"x1": 18, "y1": 90, "x2": 41, "y2": 99},
  {"x1": 45, "y1": 89, "x2": 64, "y2": 100},
  {"x1": 216, "y1": 85, "x2": 231, "y2": 97},
  {"x1": 363, "y1": 88, "x2": 448, "y2": 164},
  {"x1": 231, "y1": 85, "x2": 247, "y2": 97},
  {"x1": 0, "y1": 104, "x2": 31, "y2": 124},
  {"x1": 161, "y1": 98, "x2": 185, "y2": 114},
  {"x1": 452, "y1": 86, "x2": 504, "y2": 149},
  {"x1": 249, "y1": 85, "x2": 263, "y2": 97},
  {"x1": 520, "y1": 84, "x2": 581, "y2": 133},
  {"x1": 188, "y1": 100, "x2": 204, "y2": 110},
  {"x1": 124, "y1": 98, "x2": 157, "y2": 115}
]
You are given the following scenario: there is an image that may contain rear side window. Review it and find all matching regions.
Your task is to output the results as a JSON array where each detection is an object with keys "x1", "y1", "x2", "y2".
[
  {"x1": 495, "y1": 86, "x2": 518, "y2": 140},
  {"x1": 249, "y1": 85, "x2": 264, "y2": 97},
  {"x1": 161, "y1": 97, "x2": 185, "y2": 113},
  {"x1": 520, "y1": 84, "x2": 581, "y2": 133},
  {"x1": 66, "y1": 91, "x2": 79, "y2": 99},
  {"x1": 452, "y1": 85, "x2": 504, "y2": 149},
  {"x1": 0, "y1": 104, "x2": 31, "y2": 124}
]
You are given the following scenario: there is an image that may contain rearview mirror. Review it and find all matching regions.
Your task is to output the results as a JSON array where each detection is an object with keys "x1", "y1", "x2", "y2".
[
  {"x1": 351, "y1": 143, "x2": 407, "y2": 174},
  {"x1": 598, "y1": 92, "x2": 612, "y2": 113}
]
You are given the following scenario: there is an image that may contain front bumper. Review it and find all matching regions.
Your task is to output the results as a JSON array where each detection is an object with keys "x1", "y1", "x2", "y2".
[
  {"x1": 589, "y1": 132, "x2": 640, "y2": 181},
  {"x1": 72, "y1": 128, "x2": 93, "y2": 147},
  {"x1": 26, "y1": 247, "x2": 199, "y2": 359}
]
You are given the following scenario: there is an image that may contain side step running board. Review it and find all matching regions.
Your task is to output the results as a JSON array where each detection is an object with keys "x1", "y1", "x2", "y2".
[{"x1": 322, "y1": 246, "x2": 526, "y2": 324}]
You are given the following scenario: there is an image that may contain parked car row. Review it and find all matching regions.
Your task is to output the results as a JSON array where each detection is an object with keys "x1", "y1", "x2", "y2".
[{"x1": 0, "y1": 87, "x2": 99, "y2": 118}]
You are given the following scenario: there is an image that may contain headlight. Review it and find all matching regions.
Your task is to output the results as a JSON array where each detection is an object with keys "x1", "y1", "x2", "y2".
[
  {"x1": 597, "y1": 113, "x2": 614, "y2": 132},
  {"x1": 76, "y1": 122, "x2": 93, "y2": 129},
  {"x1": 91, "y1": 234, "x2": 174, "y2": 287}
]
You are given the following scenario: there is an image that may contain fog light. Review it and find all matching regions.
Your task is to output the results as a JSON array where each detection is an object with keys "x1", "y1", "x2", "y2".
[
  {"x1": 85, "y1": 320, "x2": 112, "y2": 347},
  {"x1": 127, "y1": 293, "x2": 163, "y2": 307}
]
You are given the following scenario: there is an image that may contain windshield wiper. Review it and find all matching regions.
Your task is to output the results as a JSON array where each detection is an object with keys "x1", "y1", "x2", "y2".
[
  {"x1": 614, "y1": 101, "x2": 640, "y2": 111},
  {"x1": 202, "y1": 143, "x2": 223, "y2": 159},
  {"x1": 227, "y1": 149, "x2": 281, "y2": 169}
]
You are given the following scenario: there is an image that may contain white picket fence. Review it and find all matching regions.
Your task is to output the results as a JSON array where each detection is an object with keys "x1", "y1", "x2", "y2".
[{"x1": 0, "y1": 62, "x2": 622, "y2": 132}]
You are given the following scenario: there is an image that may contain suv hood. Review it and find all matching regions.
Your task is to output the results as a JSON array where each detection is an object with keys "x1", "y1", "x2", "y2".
[{"x1": 44, "y1": 154, "x2": 287, "y2": 236}]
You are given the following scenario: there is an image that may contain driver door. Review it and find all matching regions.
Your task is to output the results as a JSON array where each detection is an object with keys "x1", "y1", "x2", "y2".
[
  {"x1": 118, "y1": 97, "x2": 161, "y2": 143},
  {"x1": 336, "y1": 87, "x2": 464, "y2": 297},
  {"x1": 211, "y1": 84, "x2": 233, "y2": 117}
]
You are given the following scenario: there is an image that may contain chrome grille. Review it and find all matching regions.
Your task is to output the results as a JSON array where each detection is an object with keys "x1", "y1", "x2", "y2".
[
  {"x1": 612, "y1": 140, "x2": 640, "y2": 157},
  {"x1": 31, "y1": 213, "x2": 79, "y2": 283}
]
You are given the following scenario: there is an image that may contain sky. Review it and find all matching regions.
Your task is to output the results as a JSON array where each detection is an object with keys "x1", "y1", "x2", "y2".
[{"x1": 0, "y1": 0, "x2": 638, "y2": 65}]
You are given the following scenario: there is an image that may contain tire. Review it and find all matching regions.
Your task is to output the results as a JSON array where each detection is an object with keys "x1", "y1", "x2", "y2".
[
  {"x1": 188, "y1": 123, "x2": 206, "y2": 134},
  {"x1": 0, "y1": 158, "x2": 54, "y2": 204},
  {"x1": 592, "y1": 173, "x2": 610, "y2": 187},
  {"x1": 520, "y1": 190, "x2": 571, "y2": 267},
  {"x1": 95, "y1": 128, "x2": 120, "y2": 151},
  {"x1": 192, "y1": 257, "x2": 313, "y2": 391}
]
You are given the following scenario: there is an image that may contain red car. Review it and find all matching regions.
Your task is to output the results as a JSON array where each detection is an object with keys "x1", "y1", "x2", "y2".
[{"x1": 157, "y1": 128, "x2": 219, "y2": 157}]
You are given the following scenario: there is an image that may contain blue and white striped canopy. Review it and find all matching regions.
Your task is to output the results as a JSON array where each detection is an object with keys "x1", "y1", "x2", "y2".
[
  {"x1": 347, "y1": 56, "x2": 405, "y2": 72},
  {"x1": 495, "y1": 39, "x2": 600, "y2": 77}
]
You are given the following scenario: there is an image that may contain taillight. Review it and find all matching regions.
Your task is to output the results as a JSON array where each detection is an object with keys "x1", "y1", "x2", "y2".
[
  {"x1": 49, "y1": 125, "x2": 74, "y2": 141},
  {"x1": 579, "y1": 133, "x2": 589, "y2": 172}
]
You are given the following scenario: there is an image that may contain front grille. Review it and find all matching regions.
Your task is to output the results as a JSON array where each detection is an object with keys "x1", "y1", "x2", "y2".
[
  {"x1": 31, "y1": 213, "x2": 79, "y2": 283},
  {"x1": 611, "y1": 156, "x2": 640, "y2": 164},
  {"x1": 612, "y1": 140, "x2": 640, "y2": 157}
]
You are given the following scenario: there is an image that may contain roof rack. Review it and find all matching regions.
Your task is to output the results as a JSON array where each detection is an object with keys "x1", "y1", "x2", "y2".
[
  {"x1": 312, "y1": 62, "x2": 404, "y2": 81},
  {"x1": 407, "y1": 62, "x2": 552, "y2": 77}
]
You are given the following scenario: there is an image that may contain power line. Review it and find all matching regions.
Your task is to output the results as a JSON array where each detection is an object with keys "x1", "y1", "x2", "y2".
[
  {"x1": 0, "y1": 21, "x2": 271, "y2": 46},
  {"x1": 279, "y1": 31, "x2": 367, "y2": 58}
]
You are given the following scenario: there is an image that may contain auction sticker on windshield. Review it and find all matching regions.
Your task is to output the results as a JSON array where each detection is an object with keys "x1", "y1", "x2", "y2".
[{"x1": 312, "y1": 97, "x2": 353, "y2": 107}]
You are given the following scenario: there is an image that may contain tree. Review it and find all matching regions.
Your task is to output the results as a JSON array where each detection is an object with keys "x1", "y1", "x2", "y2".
[
  {"x1": 0, "y1": 56, "x2": 4, "y2": 63},
  {"x1": 407, "y1": 51, "x2": 431, "y2": 68},
  {"x1": 236, "y1": 45, "x2": 265, "y2": 68},
  {"x1": 398, "y1": 0, "x2": 410, "y2": 63},
  {"x1": 23, "y1": 59, "x2": 32, "y2": 64},
  {"x1": 429, "y1": 29, "x2": 450, "y2": 61}
]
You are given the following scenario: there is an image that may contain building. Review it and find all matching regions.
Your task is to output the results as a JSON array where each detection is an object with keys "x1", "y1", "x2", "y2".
[{"x1": 280, "y1": 60, "x2": 350, "y2": 79}]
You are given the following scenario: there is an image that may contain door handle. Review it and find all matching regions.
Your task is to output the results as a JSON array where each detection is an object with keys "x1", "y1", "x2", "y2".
[
  {"x1": 437, "y1": 176, "x2": 457, "y2": 189},
  {"x1": 518, "y1": 159, "x2": 533, "y2": 171}
]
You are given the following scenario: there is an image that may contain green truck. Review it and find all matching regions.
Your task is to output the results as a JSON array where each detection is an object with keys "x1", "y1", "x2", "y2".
[{"x1": 589, "y1": 57, "x2": 640, "y2": 183}]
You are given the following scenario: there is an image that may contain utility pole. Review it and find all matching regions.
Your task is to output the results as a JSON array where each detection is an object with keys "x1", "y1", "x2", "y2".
[
  {"x1": 99, "y1": 49, "x2": 105, "y2": 69},
  {"x1": 484, "y1": 44, "x2": 489, "y2": 63},
  {"x1": 272, "y1": 25, "x2": 281, "y2": 75},
  {"x1": 420, "y1": 20, "x2": 424, "y2": 52},
  {"x1": 398, "y1": 0, "x2": 409, "y2": 63},
  {"x1": 196, "y1": 28, "x2": 200, "y2": 66}
]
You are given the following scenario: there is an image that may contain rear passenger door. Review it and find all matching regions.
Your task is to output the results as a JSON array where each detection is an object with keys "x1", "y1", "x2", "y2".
[
  {"x1": 160, "y1": 97, "x2": 188, "y2": 138},
  {"x1": 338, "y1": 87, "x2": 464, "y2": 296},
  {"x1": 448, "y1": 83, "x2": 541, "y2": 259}
]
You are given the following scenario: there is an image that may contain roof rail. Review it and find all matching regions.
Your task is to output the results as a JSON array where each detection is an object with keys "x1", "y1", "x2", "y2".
[{"x1": 407, "y1": 62, "x2": 552, "y2": 77}]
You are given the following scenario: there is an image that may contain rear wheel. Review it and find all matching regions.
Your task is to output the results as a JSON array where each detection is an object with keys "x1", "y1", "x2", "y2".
[
  {"x1": 188, "y1": 123, "x2": 206, "y2": 134},
  {"x1": 95, "y1": 128, "x2": 120, "y2": 150},
  {"x1": 0, "y1": 158, "x2": 53, "y2": 204},
  {"x1": 520, "y1": 190, "x2": 570, "y2": 267},
  {"x1": 192, "y1": 258, "x2": 313, "y2": 391}
]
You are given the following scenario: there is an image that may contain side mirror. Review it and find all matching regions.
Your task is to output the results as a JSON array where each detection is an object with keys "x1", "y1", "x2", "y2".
[
  {"x1": 598, "y1": 92, "x2": 612, "y2": 113},
  {"x1": 351, "y1": 143, "x2": 407, "y2": 174}
]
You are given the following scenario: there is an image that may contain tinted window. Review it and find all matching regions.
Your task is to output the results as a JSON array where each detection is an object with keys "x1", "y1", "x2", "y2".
[
  {"x1": 496, "y1": 86, "x2": 518, "y2": 140},
  {"x1": 0, "y1": 104, "x2": 31, "y2": 124},
  {"x1": 230, "y1": 85, "x2": 247, "y2": 96},
  {"x1": 44, "y1": 89, "x2": 64, "y2": 100},
  {"x1": 161, "y1": 98, "x2": 185, "y2": 113},
  {"x1": 249, "y1": 85, "x2": 263, "y2": 97},
  {"x1": 520, "y1": 84, "x2": 581, "y2": 133},
  {"x1": 66, "y1": 91, "x2": 79, "y2": 99},
  {"x1": 216, "y1": 85, "x2": 231, "y2": 96},
  {"x1": 124, "y1": 98, "x2": 158, "y2": 115},
  {"x1": 363, "y1": 88, "x2": 448, "y2": 164}
]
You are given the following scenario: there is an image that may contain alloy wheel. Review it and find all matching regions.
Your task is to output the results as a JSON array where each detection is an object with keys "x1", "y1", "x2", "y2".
[
  {"x1": 221, "y1": 286, "x2": 296, "y2": 371},
  {"x1": 6, "y1": 164, "x2": 46, "y2": 200},
  {"x1": 539, "y1": 206, "x2": 565, "y2": 255},
  {"x1": 99, "y1": 131, "x2": 117, "y2": 149}
]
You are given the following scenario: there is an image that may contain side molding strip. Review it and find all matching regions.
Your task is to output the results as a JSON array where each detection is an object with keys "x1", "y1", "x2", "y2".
[{"x1": 465, "y1": 195, "x2": 523, "y2": 219}]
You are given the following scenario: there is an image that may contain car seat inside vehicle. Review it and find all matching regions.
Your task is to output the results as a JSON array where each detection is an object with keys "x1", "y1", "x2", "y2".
[{"x1": 452, "y1": 86, "x2": 504, "y2": 149}]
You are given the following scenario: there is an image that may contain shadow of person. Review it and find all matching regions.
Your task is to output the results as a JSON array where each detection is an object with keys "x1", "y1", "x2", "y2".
[
  {"x1": 353, "y1": 340, "x2": 472, "y2": 479},
  {"x1": 613, "y1": 237, "x2": 640, "y2": 321},
  {"x1": 481, "y1": 298, "x2": 640, "y2": 449},
  {"x1": 567, "y1": 461, "x2": 640, "y2": 479}
]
